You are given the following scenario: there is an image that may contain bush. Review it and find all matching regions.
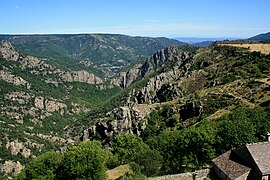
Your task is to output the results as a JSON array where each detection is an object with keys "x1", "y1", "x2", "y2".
[{"x1": 15, "y1": 151, "x2": 64, "y2": 180}]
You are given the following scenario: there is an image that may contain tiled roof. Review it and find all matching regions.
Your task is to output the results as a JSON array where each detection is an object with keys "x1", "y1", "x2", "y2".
[
  {"x1": 212, "y1": 150, "x2": 251, "y2": 179},
  {"x1": 246, "y1": 142, "x2": 270, "y2": 175}
]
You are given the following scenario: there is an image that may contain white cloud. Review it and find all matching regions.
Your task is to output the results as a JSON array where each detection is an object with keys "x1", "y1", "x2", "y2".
[{"x1": 15, "y1": 6, "x2": 19, "y2": 9}]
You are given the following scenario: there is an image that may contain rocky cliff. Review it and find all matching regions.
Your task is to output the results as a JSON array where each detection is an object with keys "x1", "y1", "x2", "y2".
[
  {"x1": 110, "y1": 46, "x2": 195, "y2": 88},
  {"x1": 0, "y1": 42, "x2": 103, "y2": 85},
  {"x1": 79, "y1": 46, "x2": 206, "y2": 141},
  {"x1": 78, "y1": 44, "x2": 270, "y2": 145}
]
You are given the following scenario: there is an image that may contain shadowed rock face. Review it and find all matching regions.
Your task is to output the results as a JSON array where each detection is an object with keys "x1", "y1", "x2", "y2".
[{"x1": 80, "y1": 106, "x2": 146, "y2": 141}]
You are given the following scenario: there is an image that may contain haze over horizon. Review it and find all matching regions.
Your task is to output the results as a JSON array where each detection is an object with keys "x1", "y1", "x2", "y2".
[{"x1": 1, "y1": 0, "x2": 270, "y2": 38}]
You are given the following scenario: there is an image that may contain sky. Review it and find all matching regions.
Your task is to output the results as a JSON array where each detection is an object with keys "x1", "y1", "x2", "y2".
[{"x1": 1, "y1": 0, "x2": 270, "y2": 38}]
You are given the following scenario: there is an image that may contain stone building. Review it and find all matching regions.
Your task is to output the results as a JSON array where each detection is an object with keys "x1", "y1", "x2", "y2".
[{"x1": 212, "y1": 141, "x2": 270, "y2": 180}]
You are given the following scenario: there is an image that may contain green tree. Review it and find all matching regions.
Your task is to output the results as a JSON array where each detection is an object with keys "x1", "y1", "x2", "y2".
[
  {"x1": 147, "y1": 131, "x2": 182, "y2": 174},
  {"x1": 112, "y1": 134, "x2": 164, "y2": 176},
  {"x1": 248, "y1": 107, "x2": 270, "y2": 138},
  {"x1": 15, "y1": 151, "x2": 64, "y2": 180},
  {"x1": 112, "y1": 134, "x2": 149, "y2": 164},
  {"x1": 61, "y1": 140, "x2": 116, "y2": 180},
  {"x1": 179, "y1": 125, "x2": 216, "y2": 169},
  {"x1": 218, "y1": 107, "x2": 257, "y2": 152},
  {"x1": 134, "y1": 148, "x2": 163, "y2": 177}
]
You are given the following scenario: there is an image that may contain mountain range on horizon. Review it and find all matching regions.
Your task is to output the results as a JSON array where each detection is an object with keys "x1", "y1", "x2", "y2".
[{"x1": 173, "y1": 37, "x2": 239, "y2": 44}]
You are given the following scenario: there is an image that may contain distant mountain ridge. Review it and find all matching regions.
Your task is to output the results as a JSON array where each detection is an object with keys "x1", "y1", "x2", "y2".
[
  {"x1": 248, "y1": 32, "x2": 270, "y2": 40},
  {"x1": 173, "y1": 37, "x2": 238, "y2": 44},
  {"x1": 192, "y1": 41, "x2": 214, "y2": 47},
  {"x1": 0, "y1": 34, "x2": 186, "y2": 74}
]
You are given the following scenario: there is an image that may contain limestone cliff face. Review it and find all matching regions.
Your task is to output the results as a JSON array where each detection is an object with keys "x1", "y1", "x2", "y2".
[
  {"x1": 0, "y1": 41, "x2": 104, "y2": 85},
  {"x1": 124, "y1": 46, "x2": 196, "y2": 105},
  {"x1": 110, "y1": 46, "x2": 190, "y2": 88},
  {"x1": 110, "y1": 64, "x2": 142, "y2": 88},
  {"x1": 80, "y1": 106, "x2": 148, "y2": 141},
  {"x1": 79, "y1": 46, "x2": 205, "y2": 142},
  {"x1": 60, "y1": 70, "x2": 103, "y2": 84}
]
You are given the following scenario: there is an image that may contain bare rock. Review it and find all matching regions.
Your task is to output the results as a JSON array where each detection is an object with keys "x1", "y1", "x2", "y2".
[
  {"x1": 110, "y1": 63, "x2": 142, "y2": 88},
  {"x1": 5, "y1": 92, "x2": 32, "y2": 105},
  {"x1": 61, "y1": 70, "x2": 103, "y2": 84},
  {"x1": 0, "y1": 160, "x2": 24, "y2": 176},
  {"x1": 5, "y1": 140, "x2": 31, "y2": 158},
  {"x1": 5, "y1": 140, "x2": 24, "y2": 156},
  {"x1": 0, "y1": 70, "x2": 31, "y2": 88},
  {"x1": 34, "y1": 96, "x2": 45, "y2": 109},
  {"x1": 45, "y1": 100, "x2": 67, "y2": 115},
  {"x1": 80, "y1": 106, "x2": 148, "y2": 141},
  {"x1": 0, "y1": 42, "x2": 19, "y2": 61}
]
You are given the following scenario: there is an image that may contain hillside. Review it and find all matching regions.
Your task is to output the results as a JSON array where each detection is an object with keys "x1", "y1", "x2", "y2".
[
  {"x1": 192, "y1": 41, "x2": 214, "y2": 47},
  {"x1": 0, "y1": 42, "x2": 121, "y2": 178},
  {"x1": 248, "y1": 32, "x2": 270, "y2": 40},
  {"x1": 1, "y1": 40, "x2": 270, "y2": 179},
  {"x1": 76, "y1": 43, "x2": 270, "y2": 141},
  {"x1": 0, "y1": 34, "x2": 185, "y2": 76}
]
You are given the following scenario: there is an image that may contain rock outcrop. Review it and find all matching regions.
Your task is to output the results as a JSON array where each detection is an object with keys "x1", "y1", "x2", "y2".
[
  {"x1": 0, "y1": 41, "x2": 104, "y2": 86},
  {"x1": 6, "y1": 140, "x2": 31, "y2": 158},
  {"x1": 110, "y1": 64, "x2": 142, "y2": 88},
  {"x1": 0, "y1": 160, "x2": 24, "y2": 176},
  {"x1": 80, "y1": 46, "x2": 199, "y2": 141},
  {"x1": 0, "y1": 70, "x2": 31, "y2": 88},
  {"x1": 111, "y1": 46, "x2": 191, "y2": 88},
  {"x1": 80, "y1": 106, "x2": 148, "y2": 141},
  {"x1": 60, "y1": 70, "x2": 103, "y2": 84},
  {"x1": 0, "y1": 42, "x2": 20, "y2": 61},
  {"x1": 45, "y1": 99, "x2": 67, "y2": 115},
  {"x1": 34, "y1": 96, "x2": 45, "y2": 109}
]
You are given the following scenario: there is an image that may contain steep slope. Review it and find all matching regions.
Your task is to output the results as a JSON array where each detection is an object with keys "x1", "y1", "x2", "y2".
[
  {"x1": 0, "y1": 34, "x2": 186, "y2": 74},
  {"x1": 77, "y1": 44, "x2": 270, "y2": 145},
  {"x1": 0, "y1": 42, "x2": 121, "y2": 177},
  {"x1": 248, "y1": 32, "x2": 270, "y2": 40}
]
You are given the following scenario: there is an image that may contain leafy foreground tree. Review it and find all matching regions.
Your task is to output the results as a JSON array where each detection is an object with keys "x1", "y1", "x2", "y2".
[
  {"x1": 15, "y1": 151, "x2": 64, "y2": 180},
  {"x1": 16, "y1": 140, "x2": 117, "y2": 180},
  {"x1": 60, "y1": 140, "x2": 116, "y2": 180},
  {"x1": 112, "y1": 134, "x2": 163, "y2": 177}
]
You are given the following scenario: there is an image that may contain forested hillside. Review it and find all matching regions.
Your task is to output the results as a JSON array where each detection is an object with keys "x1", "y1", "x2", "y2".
[
  {"x1": 1, "y1": 38, "x2": 270, "y2": 179},
  {"x1": 0, "y1": 34, "x2": 185, "y2": 77}
]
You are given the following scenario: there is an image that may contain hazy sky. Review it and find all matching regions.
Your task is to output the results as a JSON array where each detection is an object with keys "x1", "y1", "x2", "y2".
[{"x1": 1, "y1": 0, "x2": 270, "y2": 38}]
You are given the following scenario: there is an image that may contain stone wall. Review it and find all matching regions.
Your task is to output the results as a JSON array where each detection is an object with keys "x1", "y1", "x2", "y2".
[{"x1": 149, "y1": 169, "x2": 210, "y2": 180}]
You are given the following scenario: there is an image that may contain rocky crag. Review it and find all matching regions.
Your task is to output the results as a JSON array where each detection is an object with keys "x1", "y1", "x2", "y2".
[
  {"x1": 79, "y1": 45, "x2": 270, "y2": 145},
  {"x1": 79, "y1": 46, "x2": 205, "y2": 141}
]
